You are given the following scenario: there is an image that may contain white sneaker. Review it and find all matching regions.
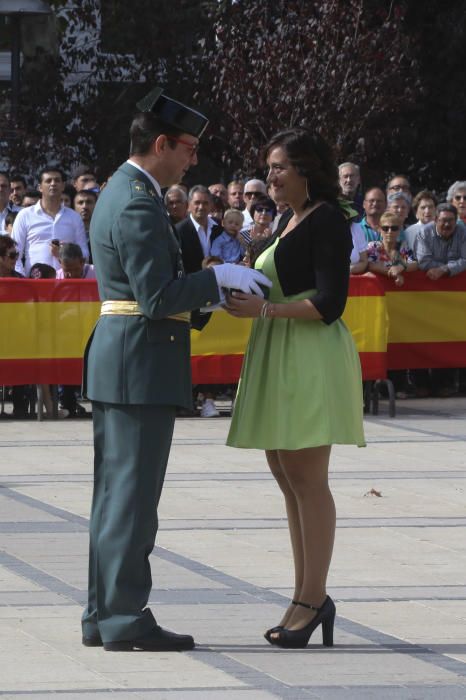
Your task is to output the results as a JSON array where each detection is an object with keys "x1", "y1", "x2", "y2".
[{"x1": 200, "y1": 398, "x2": 220, "y2": 417}]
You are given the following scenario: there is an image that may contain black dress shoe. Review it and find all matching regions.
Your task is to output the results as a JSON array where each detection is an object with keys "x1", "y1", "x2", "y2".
[
  {"x1": 82, "y1": 632, "x2": 103, "y2": 647},
  {"x1": 103, "y1": 625, "x2": 195, "y2": 652}
]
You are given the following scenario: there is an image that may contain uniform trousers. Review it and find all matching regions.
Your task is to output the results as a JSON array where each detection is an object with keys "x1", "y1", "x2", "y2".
[{"x1": 82, "y1": 401, "x2": 175, "y2": 642}]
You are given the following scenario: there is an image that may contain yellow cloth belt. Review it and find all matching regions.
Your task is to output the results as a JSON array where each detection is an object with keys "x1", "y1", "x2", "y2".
[{"x1": 100, "y1": 300, "x2": 190, "y2": 323}]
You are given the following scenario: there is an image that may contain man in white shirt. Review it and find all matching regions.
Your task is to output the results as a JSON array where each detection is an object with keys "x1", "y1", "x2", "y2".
[
  {"x1": 12, "y1": 166, "x2": 89, "y2": 275},
  {"x1": 176, "y1": 185, "x2": 222, "y2": 273},
  {"x1": 175, "y1": 185, "x2": 223, "y2": 417},
  {"x1": 188, "y1": 185, "x2": 216, "y2": 255}
]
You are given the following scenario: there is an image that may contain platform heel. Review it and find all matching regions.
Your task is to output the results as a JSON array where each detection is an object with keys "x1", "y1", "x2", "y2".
[{"x1": 270, "y1": 595, "x2": 336, "y2": 649}]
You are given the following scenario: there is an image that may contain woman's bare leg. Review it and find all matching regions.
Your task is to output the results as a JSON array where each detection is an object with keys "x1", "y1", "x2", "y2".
[
  {"x1": 272, "y1": 445, "x2": 335, "y2": 633},
  {"x1": 265, "y1": 449, "x2": 304, "y2": 627}
]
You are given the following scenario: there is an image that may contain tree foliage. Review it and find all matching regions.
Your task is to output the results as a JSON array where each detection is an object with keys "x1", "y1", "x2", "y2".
[
  {"x1": 403, "y1": 0, "x2": 466, "y2": 185},
  {"x1": 195, "y1": 0, "x2": 421, "y2": 182},
  {"x1": 1, "y1": 0, "x2": 465, "y2": 190},
  {"x1": 1, "y1": 0, "x2": 215, "y2": 178}
]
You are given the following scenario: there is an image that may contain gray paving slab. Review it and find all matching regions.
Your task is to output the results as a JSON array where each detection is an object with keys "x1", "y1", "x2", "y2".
[
  {"x1": 0, "y1": 692, "x2": 259, "y2": 698},
  {"x1": 0, "y1": 397, "x2": 465, "y2": 698}
]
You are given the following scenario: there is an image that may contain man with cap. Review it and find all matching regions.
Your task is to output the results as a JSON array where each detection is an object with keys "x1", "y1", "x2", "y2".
[{"x1": 81, "y1": 86, "x2": 271, "y2": 652}]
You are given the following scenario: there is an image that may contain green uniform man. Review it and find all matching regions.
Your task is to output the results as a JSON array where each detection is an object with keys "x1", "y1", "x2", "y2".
[{"x1": 81, "y1": 87, "x2": 271, "y2": 652}]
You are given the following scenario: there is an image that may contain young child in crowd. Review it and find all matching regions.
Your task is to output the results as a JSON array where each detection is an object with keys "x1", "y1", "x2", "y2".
[
  {"x1": 210, "y1": 209, "x2": 244, "y2": 263},
  {"x1": 29, "y1": 263, "x2": 56, "y2": 279}
]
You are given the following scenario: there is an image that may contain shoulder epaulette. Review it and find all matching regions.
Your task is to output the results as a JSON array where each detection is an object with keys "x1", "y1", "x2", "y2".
[
  {"x1": 130, "y1": 180, "x2": 148, "y2": 197},
  {"x1": 130, "y1": 179, "x2": 160, "y2": 201}
]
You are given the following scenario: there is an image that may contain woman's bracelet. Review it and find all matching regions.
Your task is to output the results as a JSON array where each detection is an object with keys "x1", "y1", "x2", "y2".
[
  {"x1": 260, "y1": 302, "x2": 269, "y2": 318},
  {"x1": 260, "y1": 302, "x2": 276, "y2": 319}
]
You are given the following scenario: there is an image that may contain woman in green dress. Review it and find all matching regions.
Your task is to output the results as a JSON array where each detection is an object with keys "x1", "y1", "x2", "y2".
[{"x1": 225, "y1": 128, "x2": 365, "y2": 649}]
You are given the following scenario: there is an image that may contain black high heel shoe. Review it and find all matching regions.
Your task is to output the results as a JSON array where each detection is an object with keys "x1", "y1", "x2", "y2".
[
  {"x1": 270, "y1": 596, "x2": 335, "y2": 649},
  {"x1": 264, "y1": 600, "x2": 298, "y2": 644}
]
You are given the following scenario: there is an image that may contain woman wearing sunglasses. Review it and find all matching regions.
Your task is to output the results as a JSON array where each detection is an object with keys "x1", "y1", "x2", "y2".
[
  {"x1": 225, "y1": 128, "x2": 365, "y2": 649},
  {"x1": 0, "y1": 236, "x2": 23, "y2": 278},
  {"x1": 242, "y1": 195, "x2": 277, "y2": 266},
  {"x1": 368, "y1": 211, "x2": 417, "y2": 286}
]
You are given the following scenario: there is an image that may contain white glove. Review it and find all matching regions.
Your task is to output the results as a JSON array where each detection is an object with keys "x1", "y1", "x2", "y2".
[{"x1": 212, "y1": 264, "x2": 272, "y2": 297}]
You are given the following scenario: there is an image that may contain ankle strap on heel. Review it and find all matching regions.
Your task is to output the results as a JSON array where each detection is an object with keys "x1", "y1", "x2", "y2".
[{"x1": 295, "y1": 596, "x2": 328, "y2": 612}]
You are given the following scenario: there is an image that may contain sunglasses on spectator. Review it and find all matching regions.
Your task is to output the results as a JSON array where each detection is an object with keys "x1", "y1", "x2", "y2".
[
  {"x1": 454, "y1": 195, "x2": 466, "y2": 201},
  {"x1": 381, "y1": 225, "x2": 400, "y2": 232},
  {"x1": 255, "y1": 206, "x2": 274, "y2": 214},
  {"x1": 166, "y1": 136, "x2": 198, "y2": 155},
  {"x1": 244, "y1": 191, "x2": 263, "y2": 198},
  {"x1": 6, "y1": 251, "x2": 19, "y2": 259}
]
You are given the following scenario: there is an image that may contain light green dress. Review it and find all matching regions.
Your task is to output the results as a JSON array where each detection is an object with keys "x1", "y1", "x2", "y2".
[{"x1": 226, "y1": 238, "x2": 365, "y2": 450}]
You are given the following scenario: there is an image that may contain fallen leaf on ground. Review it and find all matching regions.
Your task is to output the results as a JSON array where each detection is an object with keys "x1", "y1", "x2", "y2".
[{"x1": 364, "y1": 488, "x2": 382, "y2": 497}]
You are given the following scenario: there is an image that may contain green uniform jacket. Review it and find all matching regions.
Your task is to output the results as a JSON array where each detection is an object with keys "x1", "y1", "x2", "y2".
[{"x1": 83, "y1": 162, "x2": 219, "y2": 408}]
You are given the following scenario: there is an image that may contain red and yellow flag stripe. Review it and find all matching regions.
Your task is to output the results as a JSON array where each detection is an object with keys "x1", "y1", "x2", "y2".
[
  {"x1": 190, "y1": 274, "x2": 388, "y2": 382},
  {"x1": 0, "y1": 279, "x2": 99, "y2": 384},
  {"x1": 3, "y1": 271, "x2": 464, "y2": 385},
  {"x1": 379, "y1": 274, "x2": 466, "y2": 369}
]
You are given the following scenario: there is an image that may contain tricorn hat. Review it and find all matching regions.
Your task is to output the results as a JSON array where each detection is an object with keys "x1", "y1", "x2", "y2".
[{"x1": 136, "y1": 86, "x2": 208, "y2": 139}]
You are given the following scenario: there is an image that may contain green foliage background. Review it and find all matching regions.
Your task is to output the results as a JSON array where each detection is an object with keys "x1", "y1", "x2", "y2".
[{"x1": 1, "y1": 0, "x2": 465, "y2": 191}]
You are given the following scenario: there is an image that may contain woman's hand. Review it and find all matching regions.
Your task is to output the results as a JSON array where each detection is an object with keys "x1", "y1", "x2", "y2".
[
  {"x1": 388, "y1": 264, "x2": 405, "y2": 278},
  {"x1": 224, "y1": 291, "x2": 266, "y2": 318},
  {"x1": 249, "y1": 224, "x2": 272, "y2": 240},
  {"x1": 257, "y1": 225, "x2": 272, "y2": 239}
]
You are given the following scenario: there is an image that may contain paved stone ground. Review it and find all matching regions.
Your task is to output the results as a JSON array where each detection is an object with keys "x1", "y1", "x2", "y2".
[{"x1": 0, "y1": 397, "x2": 465, "y2": 699}]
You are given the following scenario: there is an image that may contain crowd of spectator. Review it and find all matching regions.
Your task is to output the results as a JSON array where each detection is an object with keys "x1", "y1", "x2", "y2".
[{"x1": 1, "y1": 159, "x2": 466, "y2": 416}]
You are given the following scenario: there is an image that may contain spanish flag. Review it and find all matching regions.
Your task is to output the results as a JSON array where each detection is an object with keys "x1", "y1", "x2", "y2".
[
  {"x1": 383, "y1": 272, "x2": 466, "y2": 369},
  {"x1": 3, "y1": 272, "x2": 462, "y2": 386},
  {"x1": 190, "y1": 274, "x2": 388, "y2": 382},
  {"x1": 0, "y1": 279, "x2": 99, "y2": 384}
]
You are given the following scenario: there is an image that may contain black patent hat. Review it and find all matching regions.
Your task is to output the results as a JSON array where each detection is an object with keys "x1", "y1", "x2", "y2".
[{"x1": 136, "y1": 86, "x2": 208, "y2": 138}]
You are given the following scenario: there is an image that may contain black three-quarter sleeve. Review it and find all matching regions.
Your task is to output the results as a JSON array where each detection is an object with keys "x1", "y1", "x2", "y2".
[
  {"x1": 309, "y1": 206, "x2": 352, "y2": 324},
  {"x1": 274, "y1": 203, "x2": 353, "y2": 325}
]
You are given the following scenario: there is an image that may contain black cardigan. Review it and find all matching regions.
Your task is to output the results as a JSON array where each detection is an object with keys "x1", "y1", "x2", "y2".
[{"x1": 269, "y1": 203, "x2": 353, "y2": 324}]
